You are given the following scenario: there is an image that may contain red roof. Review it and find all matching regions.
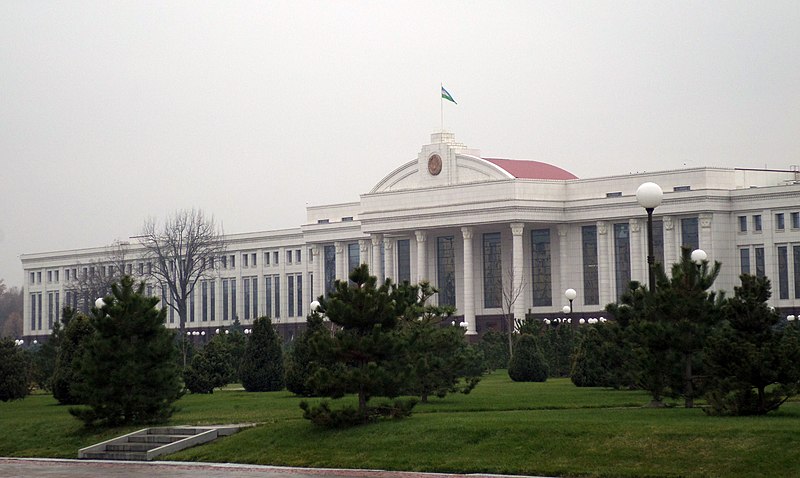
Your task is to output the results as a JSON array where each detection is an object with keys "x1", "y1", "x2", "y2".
[{"x1": 484, "y1": 158, "x2": 578, "y2": 180}]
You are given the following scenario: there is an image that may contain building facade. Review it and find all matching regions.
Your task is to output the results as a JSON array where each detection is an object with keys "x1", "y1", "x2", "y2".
[{"x1": 21, "y1": 132, "x2": 800, "y2": 341}]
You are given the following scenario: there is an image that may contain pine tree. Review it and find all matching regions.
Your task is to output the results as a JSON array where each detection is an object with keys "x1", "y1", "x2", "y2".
[
  {"x1": 240, "y1": 316, "x2": 284, "y2": 392},
  {"x1": 303, "y1": 265, "x2": 413, "y2": 425},
  {"x1": 184, "y1": 334, "x2": 236, "y2": 394},
  {"x1": 704, "y1": 275, "x2": 800, "y2": 415},
  {"x1": 396, "y1": 281, "x2": 483, "y2": 402},
  {"x1": 52, "y1": 310, "x2": 94, "y2": 404},
  {"x1": 0, "y1": 337, "x2": 29, "y2": 401},
  {"x1": 508, "y1": 334, "x2": 548, "y2": 382},
  {"x1": 285, "y1": 312, "x2": 328, "y2": 396},
  {"x1": 69, "y1": 276, "x2": 183, "y2": 426}
]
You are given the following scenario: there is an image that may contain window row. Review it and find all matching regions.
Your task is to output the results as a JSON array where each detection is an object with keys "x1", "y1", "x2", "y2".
[
  {"x1": 741, "y1": 244, "x2": 800, "y2": 301},
  {"x1": 739, "y1": 212, "x2": 800, "y2": 233}
]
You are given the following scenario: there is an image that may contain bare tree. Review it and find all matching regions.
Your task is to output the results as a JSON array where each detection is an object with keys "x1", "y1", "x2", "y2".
[
  {"x1": 139, "y1": 209, "x2": 226, "y2": 365},
  {"x1": 65, "y1": 240, "x2": 133, "y2": 313},
  {"x1": 500, "y1": 268, "x2": 527, "y2": 358}
]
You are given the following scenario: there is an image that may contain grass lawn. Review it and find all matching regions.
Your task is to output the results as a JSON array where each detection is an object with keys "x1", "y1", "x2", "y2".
[{"x1": 2, "y1": 372, "x2": 799, "y2": 477}]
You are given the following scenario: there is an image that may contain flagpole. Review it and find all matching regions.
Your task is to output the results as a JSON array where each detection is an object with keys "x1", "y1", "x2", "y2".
[{"x1": 440, "y1": 83, "x2": 444, "y2": 133}]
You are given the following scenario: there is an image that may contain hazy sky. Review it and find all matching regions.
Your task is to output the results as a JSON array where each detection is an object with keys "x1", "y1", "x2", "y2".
[{"x1": 2, "y1": 1, "x2": 799, "y2": 287}]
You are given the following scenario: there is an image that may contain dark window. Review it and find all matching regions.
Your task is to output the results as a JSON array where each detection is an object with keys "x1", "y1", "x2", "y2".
[
  {"x1": 792, "y1": 212, "x2": 800, "y2": 229},
  {"x1": 740, "y1": 248, "x2": 750, "y2": 275},
  {"x1": 222, "y1": 279, "x2": 229, "y2": 321},
  {"x1": 739, "y1": 216, "x2": 747, "y2": 232},
  {"x1": 243, "y1": 278, "x2": 250, "y2": 320},
  {"x1": 794, "y1": 246, "x2": 800, "y2": 299},
  {"x1": 753, "y1": 215, "x2": 762, "y2": 232},
  {"x1": 653, "y1": 219, "x2": 665, "y2": 268},
  {"x1": 681, "y1": 217, "x2": 699, "y2": 251},
  {"x1": 210, "y1": 281, "x2": 216, "y2": 321},
  {"x1": 582, "y1": 226, "x2": 599, "y2": 305},
  {"x1": 348, "y1": 243, "x2": 360, "y2": 279},
  {"x1": 436, "y1": 236, "x2": 456, "y2": 307},
  {"x1": 231, "y1": 279, "x2": 237, "y2": 320},
  {"x1": 755, "y1": 247, "x2": 765, "y2": 277},
  {"x1": 397, "y1": 239, "x2": 411, "y2": 283},
  {"x1": 274, "y1": 276, "x2": 280, "y2": 318},
  {"x1": 483, "y1": 233, "x2": 502, "y2": 308},
  {"x1": 189, "y1": 289, "x2": 195, "y2": 322},
  {"x1": 297, "y1": 274, "x2": 303, "y2": 317},
  {"x1": 250, "y1": 278, "x2": 256, "y2": 319},
  {"x1": 673, "y1": 185, "x2": 691, "y2": 192},
  {"x1": 324, "y1": 245, "x2": 336, "y2": 295},
  {"x1": 776, "y1": 213, "x2": 785, "y2": 231},
  {"x1": 288, "y1": 275, "x2": 295, "y2": 317},
  {"x1": 531, "y1": 229, "x2": 552, "y2": 307},
  {"x1": 202, "y1": 281, "x2": 209, "y2": 322},
  {"x1": 265, "y1": 276, "x2": 272, "y2": 318},
  {"x1": 614, "y1": 223, "x2": 631, "y2": 299},
  {"x1": 778, "y1": 246, "x2": 789, "y2": 299}
]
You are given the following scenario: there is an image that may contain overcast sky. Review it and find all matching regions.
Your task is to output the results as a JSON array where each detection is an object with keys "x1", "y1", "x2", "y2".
[{"x1": 2, "y1": 1, "x2": 799, "y2": 287}]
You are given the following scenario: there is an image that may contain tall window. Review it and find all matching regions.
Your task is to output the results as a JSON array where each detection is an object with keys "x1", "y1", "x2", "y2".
[
  {"x1": 296, "y1": 274, "x2": 303, "y2": 317},
  {"x1": 265, "y1": 276, "x2": 272, "y2": 318},
  {"x1": 288, "y1": 275, "x2": 295, "y2": 317},
  {"x1": 777, "y1": 246, "x2": 789, "y2": 299},
  {"x1": 436, "y1": 236, "x2": 456, "y2": 306},
  {"x1": 681, "y1": 217, "x2": 699, "y2": 251},
  {"x1": 397, "y1": 239, "x2": 411, "y2": 283},
  {"x1": 210, "y1": 281, "x2": 216, "y2": 321},
  {"x1": 222, "y1": 279, "x2": 229, "y2": 321},
  {"x1": 531, "y1": 229, "x2": 552, "y2": 307},
  {"x1": 251, "y1": 278, "x2": 257, "y2": 319},
  {"x1": 189, "y1": 289, "x2": 195, "y2": 322},
  {"x1": 231, "y1": 279, "x2": 237, "y2": 320},
  {"x1": 653, "y1": 219, "x2": 665, "y2": 268},
  {"x1": 202, "y1": 281, "x2": 208, "y2": 322},
  {"x1": 753, "y1": 215, "x2": 762, "y2": 231},
  {"x1": 274, "y1": 276, "x2": 281, "y2": 318},
  {"x1": 47, "y1": 292, "x2": 54, "y2": 329},
  {"x1": 243, "y1": 277, "x2": 250, "y2": 320},
  {"x1": 755, "y1": 247, "x2": 765, "y2": 277},
  {"x1": 613, "y1": 223, "x2": 631, "y2": 299},
  {"x1": 792, "y1": 212, "x2": 800, "y2": 229},
  {"x1": 740, "y1": 248, "x2": 750, "y2": 275},
  {"x1": 483, "y1": 232, "x2": 502, "y2": 308},
  {"x1": 794, "y1": 246, "x2": 800, "y2": 299},
  {"x1": 738, "y1": 216, "x2": 747, "y2": 232},
  {"x1": 582, "y1": 226, "x2": 599, "y2": 305},
  {"x1": 54, "y1": 292, "x2": 59, "y2": 325},
  {"x1": 30, "y1": 294, "x2": 36, "y2": 329},
  {"x1": 348, "y1": 243, "x2": 360, "y2": 278},
  {"x1": 324, "y1": 245, "x2": 336, "y2": 295}
]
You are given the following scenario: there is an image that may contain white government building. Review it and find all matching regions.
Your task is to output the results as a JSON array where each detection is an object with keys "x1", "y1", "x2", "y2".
[{"x1": 21, "y1": 132, "x2": 800, "y2": 341}]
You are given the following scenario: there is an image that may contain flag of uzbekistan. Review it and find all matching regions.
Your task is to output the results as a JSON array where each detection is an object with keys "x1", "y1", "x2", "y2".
[{"x1": 441, "y1": 86, "x2": 457, "y2": 104}]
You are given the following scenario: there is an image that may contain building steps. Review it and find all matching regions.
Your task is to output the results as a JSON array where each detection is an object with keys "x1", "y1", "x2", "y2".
[{"x1": 78, "y1": 424, "x2": 250, "y2": 461}]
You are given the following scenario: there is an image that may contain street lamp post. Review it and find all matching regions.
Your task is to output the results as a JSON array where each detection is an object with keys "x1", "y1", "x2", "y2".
[
  {"x1": 564, "y1": 288, "x2": 577, "y2": 313},
  {"x1": 636, "y1": 182, "x2": 663, "y2": 292}
]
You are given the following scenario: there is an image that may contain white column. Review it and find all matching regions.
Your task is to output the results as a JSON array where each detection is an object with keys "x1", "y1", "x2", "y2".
[
  {"x1": 461, "y1": 227, "x2": 477, "y2": 335},
  {"x1": 383, "y1": 238, "x2": 395, "y2": 282},
  {"x1": 312, "y1": 245, "x2": 322, "y2": 299},
  {"x1": 371, "y1": 234, "x2": 383, "y2": 280},
  {"x1": 335, "y1": 241, "x2": 345, "y2": 282},
  {"x1": 597, "y1": 221, "x2": 612, "y2": 305},
  {"x1": 699, "y1": 213, "x2": 713, "y2": 257},
  {"x1": 415, "y1": 230, "x2": 428, "y2": 282},
  {"x1": 663, "y1": 216, "x2": 676, "y2": 271},
  {"x1": 511, "y1": 223, "x2": 525, "y2": 323},
  {"x1": 557, "y1": 224, "x2": 569, "y2": 310},
  {"x1": 359, "y1": 239, "x2": 370, "y2": 273}
]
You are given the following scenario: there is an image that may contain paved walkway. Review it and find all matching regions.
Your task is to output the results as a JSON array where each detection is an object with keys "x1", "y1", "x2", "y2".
[{"x1": 0, "y1": 458, "x2": 551, "y2": 478}]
